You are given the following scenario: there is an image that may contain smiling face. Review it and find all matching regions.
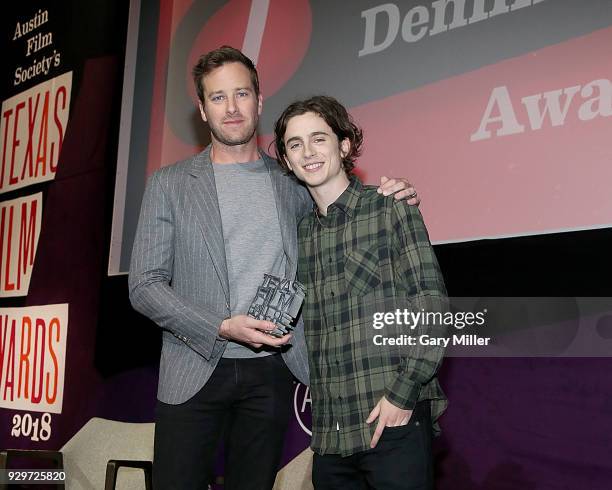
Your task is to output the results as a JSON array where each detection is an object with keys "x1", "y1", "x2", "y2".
[
  {"x1": 282, "y1": 112, "x2": 351, "y2": 191},
  {"x1": 198, "y1": 62, "x2": 262, "y2": 147}
]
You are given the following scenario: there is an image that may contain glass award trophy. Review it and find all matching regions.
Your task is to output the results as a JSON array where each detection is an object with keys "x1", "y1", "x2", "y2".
[{"x1": 247, "y1": 274, "x2": 306, "y2": 337}]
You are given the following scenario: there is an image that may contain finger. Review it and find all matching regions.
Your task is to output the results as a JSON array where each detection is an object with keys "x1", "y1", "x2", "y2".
[
  {"x1": 377, "y1": 175, "x2": 390, "y2": 194},
  {"x1": 382, "y1": 179, "x2": 406, "y2": 196},
  {"x1": 406, "y1": 194, "x2": 421, "y2": 206},
  {"x1": 389, "y1": 185, "x2": 420, "y2": 205},
  {"x1": 380, "y1": 176, "x2": 396, "y2": 187},
  {"x1": 404, "y1": 187, "x2": 420, "y2": 205},
  {"x1": 381, "y1": 177, "x2": 412, "y2": 190},
  {"x1": 261, "y1": 333, "x2": 292, "y2": 347},
  {"x1": 262, "y1": 320, "x2": 276, "y2": 331},
  {"x1": 250, "y1": 329, "x2": 277, "y2": 343},
  {"x1": 389, "y1": 188, "x2": 415, "y2": 201},
  {"x1": 378, "y1": 177, "x2": 397, "y2": 194},
  {"x1": 366, "y1": 402, "x2": 381, "y2": 424},
  {"x1": 274, "y1": 333, "x2": 292, "y2": 344},
  {"x1": 250, "y1": 319, "x2": 276, "y2": 331},
  {"x1": 370, "y1": 420, "x2": 385, "y2": 448}
]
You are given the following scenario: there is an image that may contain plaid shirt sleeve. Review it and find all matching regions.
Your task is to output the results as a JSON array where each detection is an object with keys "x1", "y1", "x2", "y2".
[{"x1": 384, "y1": 202, "x2": 449, "y2": 410}]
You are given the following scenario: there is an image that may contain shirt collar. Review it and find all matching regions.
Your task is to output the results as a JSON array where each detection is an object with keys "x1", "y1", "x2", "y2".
[
  {"x1": 314, "y1": 176, "x2": 362, "y2": 224},
  {"x1": 330, "y1": 175, "x2": 362, "y2": 218}
]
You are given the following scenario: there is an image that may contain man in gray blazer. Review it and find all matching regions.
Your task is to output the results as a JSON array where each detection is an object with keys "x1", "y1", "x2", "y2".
[{"x1": 129, "y1": 46, "x2": 419, "y2": 490}]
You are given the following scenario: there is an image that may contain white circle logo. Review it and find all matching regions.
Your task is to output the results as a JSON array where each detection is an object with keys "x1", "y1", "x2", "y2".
[{"x1": 293, "y1": 382, "x2": 312, "y2": 436}]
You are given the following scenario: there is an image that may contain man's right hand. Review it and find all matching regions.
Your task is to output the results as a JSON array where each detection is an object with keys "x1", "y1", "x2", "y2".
[{"x1": 219, "y1": 314, "x2": 291, "y2": 348}]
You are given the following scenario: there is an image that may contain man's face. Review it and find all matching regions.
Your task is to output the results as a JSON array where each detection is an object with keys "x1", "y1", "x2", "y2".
[
  {"x1": 282, "y1": 112, "x2": 350, "y2": 189},
  {"x1": 199, "y1": 62, "x2": 262, "y2": 146}
]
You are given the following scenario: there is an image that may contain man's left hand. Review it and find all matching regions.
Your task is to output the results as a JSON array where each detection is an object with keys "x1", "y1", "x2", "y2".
[
  {"x1": 377, "y1": 176, "x2": 420, "y2": 206},
  {"x1": 366, "y1": 396, "x2": 413, "y2": 449}
]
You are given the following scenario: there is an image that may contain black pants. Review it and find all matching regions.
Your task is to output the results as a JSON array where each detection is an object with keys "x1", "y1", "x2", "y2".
[
  {"x1": 312, "y1": 402, "x2": 433, "y2": 490},
  {"x1": 153, "y1": 355, "x2": 295, "y2": 490}
]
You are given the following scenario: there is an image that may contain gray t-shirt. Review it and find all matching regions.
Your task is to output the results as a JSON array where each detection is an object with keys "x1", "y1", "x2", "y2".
[{"x1": 213, "y1": 159, "x2": 288, "y2": 358}]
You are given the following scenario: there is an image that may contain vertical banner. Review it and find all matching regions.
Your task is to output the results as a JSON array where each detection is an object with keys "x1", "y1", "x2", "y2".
[
  {"x1": 2, "y1": 0, "x2": 136, "y2": 456},
  {"x1": 2, "y1": 5, "x2": 75, "y2": 450},
  {"x1": 0, "y1": 304, "x2": 69, "y2": 414},
  {"x1": 0, "y1": 193, "x2": 43, "y2": 298},
  {"x1": 0, "y1": 72, "x2": 72, "y2": 194}
]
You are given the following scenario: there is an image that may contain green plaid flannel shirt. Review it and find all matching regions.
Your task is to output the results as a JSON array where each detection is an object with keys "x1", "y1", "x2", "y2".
[{"x1": 297, "y1": 177, "x2": 448, "y2": 456}]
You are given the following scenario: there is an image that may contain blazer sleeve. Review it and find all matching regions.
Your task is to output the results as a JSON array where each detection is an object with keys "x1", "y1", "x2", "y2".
[{"x1": 128, "y1": 171, "x2": 226, "y2": 361}]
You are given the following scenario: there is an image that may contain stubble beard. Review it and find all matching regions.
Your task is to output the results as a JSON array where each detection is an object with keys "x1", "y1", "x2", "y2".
[{"x1": 209, "y1": 114, "x2": 259, "y2": 147}]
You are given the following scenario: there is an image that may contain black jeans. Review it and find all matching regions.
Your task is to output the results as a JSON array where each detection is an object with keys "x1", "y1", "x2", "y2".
[
  {"x1": 312, "y1": 401, "x2": 433, "y2": 490},
  {"x1": 153, "y1": 355, "x2": 295, "y2": 490}
]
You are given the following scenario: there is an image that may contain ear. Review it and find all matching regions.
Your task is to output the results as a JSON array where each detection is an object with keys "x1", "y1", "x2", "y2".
[
  {"x1": 340, "y1": 138, "x2": 351, "y2": 158},
  {"x1": 257, "y1": 93, "x2": 263, "y2": 116},
  {"x1": 198, "y1": 101, "x2": 208, "y2": 123}
]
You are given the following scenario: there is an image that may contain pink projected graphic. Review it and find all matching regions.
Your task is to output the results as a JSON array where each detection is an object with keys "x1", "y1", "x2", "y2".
[
  {"x1": 346, "y1": 28, "x2": 612, "y2": 243},
  {"x1": 110, "y1": 0, "x2": 612, "y2": 273}
]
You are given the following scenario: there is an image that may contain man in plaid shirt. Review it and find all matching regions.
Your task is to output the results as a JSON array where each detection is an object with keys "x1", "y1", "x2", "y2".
[{"x1": 274, "y1": 96, "x2": 448, "y2": 489}]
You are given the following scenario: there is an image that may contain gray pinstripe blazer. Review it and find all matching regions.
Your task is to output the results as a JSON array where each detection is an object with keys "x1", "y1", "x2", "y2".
[{"x1": 129, "y1": 146, "x2": 312, "y2": 404}]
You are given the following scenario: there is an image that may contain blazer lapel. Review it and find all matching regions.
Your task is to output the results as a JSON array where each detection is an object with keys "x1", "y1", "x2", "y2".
[
  {"x1": 264, "y1": 153, "x2": 298, "y2": 279},
  {"x1": 188, "y1": 147, "x2": 230, "y2": 302}
]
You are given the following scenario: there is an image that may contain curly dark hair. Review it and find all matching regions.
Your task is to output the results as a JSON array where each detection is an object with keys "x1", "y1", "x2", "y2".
[
  {"x1": 192, "y1": 45, "x2": 260, "y2": 104},
  {"x1": 274, "y1": 95, "x2": 363, "y2": 174}
]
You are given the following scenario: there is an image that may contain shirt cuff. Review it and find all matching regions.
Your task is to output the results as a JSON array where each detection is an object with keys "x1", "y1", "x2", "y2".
[{"x1": 384, "y1": 374, "x2": 421, "y2": 410}]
